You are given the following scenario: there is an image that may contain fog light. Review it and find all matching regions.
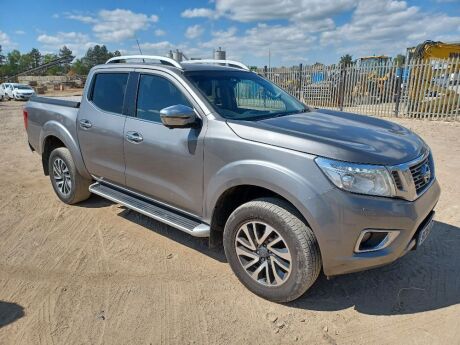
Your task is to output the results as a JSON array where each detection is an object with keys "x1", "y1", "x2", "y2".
[{"x1": 355, "y1": 230, "x2": 400, "y2": 253}]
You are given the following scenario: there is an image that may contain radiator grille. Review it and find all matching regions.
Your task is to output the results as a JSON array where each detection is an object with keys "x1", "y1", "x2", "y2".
[{"x1": 409, "y1": 156, "x2": 432, "y2": 194}]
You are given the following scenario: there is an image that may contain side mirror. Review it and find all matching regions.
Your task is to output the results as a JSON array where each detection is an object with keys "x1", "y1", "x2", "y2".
[{"x1": 160, "y1": 104, "x2": 197, "y2": 128}]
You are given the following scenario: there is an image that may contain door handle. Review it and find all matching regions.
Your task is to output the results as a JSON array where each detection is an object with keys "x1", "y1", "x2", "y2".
[
  {"x1": 79, "y1": 119, "x2": 92, "y2": 129},
  {"x1": 126, "y1": 131, "x2": 143, "y2": 143}
]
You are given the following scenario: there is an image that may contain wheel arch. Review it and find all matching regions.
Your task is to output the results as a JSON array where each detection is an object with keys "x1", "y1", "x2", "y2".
[
  {"x1": 204, "y1": 159, "x2": 329, "y2": 251},
  {"x1": 40, "y1": 121, "x2": 91, "y2": 179}
]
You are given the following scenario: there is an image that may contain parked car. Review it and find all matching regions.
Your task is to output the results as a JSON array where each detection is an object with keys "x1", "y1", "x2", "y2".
[
  {"x1": 11, "y1": 83, "x2": 35, "y2": 100},
  {"x1": 0, "y1": 82, "x2": 14, "y2": 100},
  {"x1": 23, "y1": 56, "x2": 440, "y2": 302}
]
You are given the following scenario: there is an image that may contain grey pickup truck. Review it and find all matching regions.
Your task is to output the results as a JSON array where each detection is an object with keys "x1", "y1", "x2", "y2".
[{"x1": 24, "y1": 55, "x2": 440, "y2": 302}]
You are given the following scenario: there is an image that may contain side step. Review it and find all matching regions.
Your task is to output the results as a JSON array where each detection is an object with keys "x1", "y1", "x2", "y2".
[{"x1": 89, "y1": 182, "x2": 210, "y2": 237}]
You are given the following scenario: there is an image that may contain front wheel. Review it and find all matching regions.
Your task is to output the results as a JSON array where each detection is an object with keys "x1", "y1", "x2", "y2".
[
  {"x1": 223, "y1": 198, "x2": 322, "y2": 302},
  {"x1": 49, "y1": 147, "x2": 91, "y2": 204}
]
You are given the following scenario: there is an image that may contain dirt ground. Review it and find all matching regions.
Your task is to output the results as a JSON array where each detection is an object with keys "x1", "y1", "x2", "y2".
[{"x1": 0, "y1": 98, "x2": 459, "y2": 345}]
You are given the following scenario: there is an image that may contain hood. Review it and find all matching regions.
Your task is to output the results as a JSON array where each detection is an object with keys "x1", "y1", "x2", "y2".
[
  {"x1": 226, "y1": 109, "x2": 427, "y2": 165},
  {"x1": 16, "y1": 89, "x2": 33, "y2": 94}
]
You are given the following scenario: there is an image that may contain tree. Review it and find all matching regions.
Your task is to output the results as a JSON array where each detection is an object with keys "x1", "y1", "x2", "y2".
[
  {"x1": 59, "y1": 45, "x2": 73, "y2": 59},
  {"x1": 0, "y1": 45, "x2": 5, "y2": 65},
  {"x1": 43, "y1": 53, "x2": 61, "y2": 75},
  {"x1": 339, "y1": 54, "x2": 353, "y2": 66},
  {"x1": 70, "y1": 45, "x2": 121, "y2": 75},
  {"x1": 71, "y1": 58, "x2": 88, "y2": 75},
  {"x1": 29, "y1": 48, "x2": 42, "y2": 68},
  {"x1": 394, "y1": 54, "x2": 406, "y2": 66},
  {"x1": 59, "y1": 46, "x2": 74, "y2": 74},
  {"x1": 3, "y1": 50, "x2": 21, "y2": 76}
]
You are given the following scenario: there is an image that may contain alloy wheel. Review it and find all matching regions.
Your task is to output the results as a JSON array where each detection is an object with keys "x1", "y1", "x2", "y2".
[
  {"x1": 52, "y1": 158, "x2": 72, "y2": 196},
  {"x1": 235, "y1": 221, "x2": 292, "y2": 287}
]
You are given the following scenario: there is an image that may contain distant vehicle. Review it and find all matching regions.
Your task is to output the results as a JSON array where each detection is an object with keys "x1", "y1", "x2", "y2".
[
  {"x1": 0, "y1": 83, "x2": 14, "y2": 100},
  {"x1": 24, "y1": 55, "x2": 440, "y2": 302},
  {"x1": 10, "y1": 84, "x2": 36, "y2": 101},
  {"x1": 405, "y1": 41, "x2": 460, "y2": 113}
]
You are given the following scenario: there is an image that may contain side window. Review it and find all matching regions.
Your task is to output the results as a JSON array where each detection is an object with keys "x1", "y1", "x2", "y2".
[
  {"x1": 136, "y1": 74, "x2": 192, "y2": 123},
  {"x1": 90, "y1": 73, "x2": 128, "y2": 114}
]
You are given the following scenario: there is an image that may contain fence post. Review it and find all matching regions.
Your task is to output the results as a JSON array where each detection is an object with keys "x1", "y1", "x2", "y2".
[
  {"x1": 298, "y1": 63, "x2": 303, "y2": 101},
  {"x1": 263, "y1": 65, "x2": 267, "y2": 77},
  {"x1": 339, "y1": 65, "x2": 346, "y2": 111},
  {"x1": 394, "y1": 75, "x2": 402, "y2": 117}
]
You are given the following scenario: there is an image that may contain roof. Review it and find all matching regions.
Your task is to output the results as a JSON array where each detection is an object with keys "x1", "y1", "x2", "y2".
[{"x1": 96, "y1": 62, "x2": 250, "y2": 73}]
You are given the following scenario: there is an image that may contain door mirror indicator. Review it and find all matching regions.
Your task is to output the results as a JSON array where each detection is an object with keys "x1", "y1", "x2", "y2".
[{"x1": 160, "y1": 104, "x2": 197, "y2": 128}]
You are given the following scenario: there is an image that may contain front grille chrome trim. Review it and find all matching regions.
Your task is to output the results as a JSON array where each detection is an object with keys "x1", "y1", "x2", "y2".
[{"x1": 388, "y1": 149, "x2": 435, "y2": 201}]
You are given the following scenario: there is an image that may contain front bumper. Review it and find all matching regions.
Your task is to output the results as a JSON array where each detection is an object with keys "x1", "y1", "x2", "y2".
[
  {"x1": 14, "y1": 94, "x2": 33, "y2": 100},
  {"x1": 305, "y1": 179, "x2": 441, "y2": 276}
]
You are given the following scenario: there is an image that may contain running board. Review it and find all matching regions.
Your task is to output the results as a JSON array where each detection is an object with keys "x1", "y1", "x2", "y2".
[{"x1": 89, "y1": 182, "x2": 210, "y2": 237}]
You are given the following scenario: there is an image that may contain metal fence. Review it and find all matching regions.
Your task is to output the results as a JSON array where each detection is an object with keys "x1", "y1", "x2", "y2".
[{"x1": 256, "y1": 57, "x2": 460, "y2": 121}]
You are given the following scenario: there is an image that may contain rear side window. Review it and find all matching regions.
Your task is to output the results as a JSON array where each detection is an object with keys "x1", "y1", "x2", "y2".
[
  {"x1": 90, "y1": 73, "x2": 129, "y2": 114},
  {"x1": 136, "y1": 74, "x2": 192, "y2": 123}
]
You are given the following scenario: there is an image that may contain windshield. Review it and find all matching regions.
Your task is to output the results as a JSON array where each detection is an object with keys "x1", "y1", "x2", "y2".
[
  {"x1": 186, "y1": 70, "x2": 307, "y2": 121},
  {"x1": 15, "y1": 85, "x2": 33, "y2": 90}
]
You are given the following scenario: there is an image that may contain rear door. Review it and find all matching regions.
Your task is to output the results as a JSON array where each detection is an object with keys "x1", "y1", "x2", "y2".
[
  {"x1": 123, "y1": 71, "x2": 205, "y2": 216},
  {"x1": 77, "y1": 70, "x2": 130, "y2": 185}
]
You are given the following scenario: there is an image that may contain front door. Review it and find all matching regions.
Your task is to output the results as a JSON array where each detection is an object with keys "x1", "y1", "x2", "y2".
[
  {"x1": 123, "y1": 72, "x2": 205, "y2": 216},
  {"x1": 77, "y1": 71, "x2": 130, "y2": 185}
]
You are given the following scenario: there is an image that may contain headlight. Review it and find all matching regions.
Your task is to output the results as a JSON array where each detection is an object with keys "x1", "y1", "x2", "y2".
[{"x1": 315, "y1": 157, "x2": 395, "y2": 197}]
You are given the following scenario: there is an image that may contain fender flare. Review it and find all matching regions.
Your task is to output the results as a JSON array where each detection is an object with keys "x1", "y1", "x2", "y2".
[
  {"x1": 39, "y1": 120, "x2": 91, "y2": 179},
  {"x1": 204, "y1": 159, "x2": 325, "y2": 235}
]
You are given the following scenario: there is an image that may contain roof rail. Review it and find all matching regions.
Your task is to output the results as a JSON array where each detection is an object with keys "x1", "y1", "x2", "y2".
[
  {"x1": 105, "y1": 55, "x2": 182, "y2": 69},
  {"x1": 182, "y1": 59, "x2": 250, "y2": 71}
]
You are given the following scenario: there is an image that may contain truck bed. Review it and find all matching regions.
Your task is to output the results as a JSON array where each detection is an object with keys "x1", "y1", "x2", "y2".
[
  {"x1": 25, "y1": 96, "x2": 82, "y2": 154},
  {"x1": 30, "y1": 96, "x2": 81, "y2": 108}
]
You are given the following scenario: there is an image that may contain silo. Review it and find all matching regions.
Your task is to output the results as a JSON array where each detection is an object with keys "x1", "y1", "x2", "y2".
[
  {"x1": 173, "y1": 49, "x2": 183, "y2": 62},
  {"x1": 214, "y1": 47, "x2": 226, "y2": 60}
]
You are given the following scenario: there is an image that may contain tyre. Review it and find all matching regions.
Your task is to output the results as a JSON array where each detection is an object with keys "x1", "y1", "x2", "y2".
[
  {"x1": 223, "y1": 198, "x2": 322, "y2": 302},
  {"x1": 49, "y1": 147, "x2": 91, "y2": 204}
]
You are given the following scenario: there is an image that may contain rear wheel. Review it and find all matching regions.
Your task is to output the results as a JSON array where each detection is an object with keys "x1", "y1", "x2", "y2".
[
  {"x1": 49, "y1": 147, "x2": 91, "y2": 204},
  {"x1": 223, "y1": 197, "x2": 322, "y2": 302}
]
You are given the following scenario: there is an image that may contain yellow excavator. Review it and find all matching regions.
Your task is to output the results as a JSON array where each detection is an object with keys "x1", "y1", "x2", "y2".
[
  {"x1": 352, "y1": 56, "x2": 392, "y2": 104},
  {"x1": 406, "y1": 40, "x2": 460, "y2": 116}
]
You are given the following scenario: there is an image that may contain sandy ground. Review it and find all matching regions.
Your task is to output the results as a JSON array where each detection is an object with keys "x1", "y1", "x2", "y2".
[{"x1": 0, "y1": 98, "x2": 459, "y2": 345}]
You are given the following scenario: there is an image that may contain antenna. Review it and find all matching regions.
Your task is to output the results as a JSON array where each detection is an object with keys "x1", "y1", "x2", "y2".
[
  {"x1": 136, "y1": 39, "x2": 145, "y2": 63},
  {"x1": 136, "y1": 39, "x2": 143, "y2": 54}
]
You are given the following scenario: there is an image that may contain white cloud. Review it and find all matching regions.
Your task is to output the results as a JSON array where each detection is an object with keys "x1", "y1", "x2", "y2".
[
  {"x1": 212, "y1": 27, "x2": 238, "y2": 38},
  {"x1": 181, "y1": 8, "x2": 216, "y2": 18},
  {"x1": 154, "y1": 29, "x2": 166, "y2": 37},
  {"x1": 185, "y1": 25, "x2": 204, "y2": 39},
  {"x1": 0, "y1": 31, "x2": 15, "y2": 48},
  {"x1": 0, "y1": 31, "x2": 11, "y2": 45},
  {"x1": 183, "y1": 0, "x2": 357, "y2": 22},
  {"x1": 37, "y1": 32, "x2": 96, "y2": 57},
  {"x1": 199, "y1": 22, "x2": 317, "y2": 63},
  {"x1": 38, "y1": 32, "x2": 89, "y2": 45},
  {"x1": 65, "y1": 14, "x2": 97, "y2": 24},
  {"x1": 93, "y1": 9, "x2": 158, "y2": 42},
  {"x1": 320, "y1": 0, "x2": 460, "y2": 57},
  {"x1": 14, "y1": 30, "x2": 26, "y2": 35},
  {"x1": 138, "y1": 41, "x2": 176, "y2": 55},
  {"x1": 66, "y1": 9, "x2": 159, "y2": 42}
]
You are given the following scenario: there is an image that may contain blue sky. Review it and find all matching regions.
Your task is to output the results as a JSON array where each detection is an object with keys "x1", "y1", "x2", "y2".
[{"x1": 1, "y1": 0, "x2": 459, "y2": 66}]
